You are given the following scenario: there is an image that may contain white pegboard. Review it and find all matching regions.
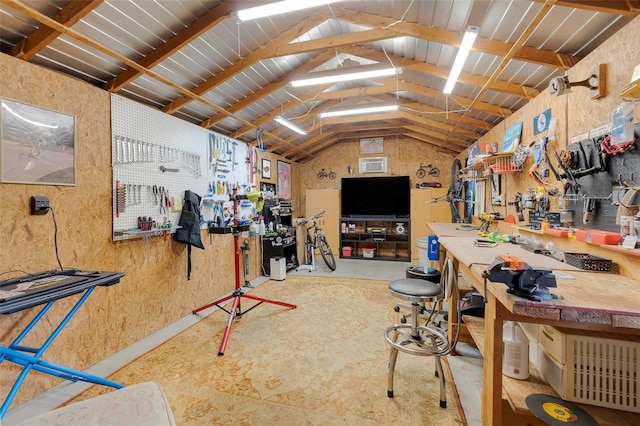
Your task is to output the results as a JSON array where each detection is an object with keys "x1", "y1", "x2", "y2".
[{"x1": 110, "y1": 94, "x2": 254, "y2": 241}]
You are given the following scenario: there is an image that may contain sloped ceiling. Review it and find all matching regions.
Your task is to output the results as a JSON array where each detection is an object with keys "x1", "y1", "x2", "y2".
[{"x1": 1, "y1": 0, "x2": 639, "y2": 162}]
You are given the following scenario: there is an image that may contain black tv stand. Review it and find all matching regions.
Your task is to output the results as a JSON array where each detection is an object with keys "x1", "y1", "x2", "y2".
[{"x1": 339, "y1": 217, "x2": 410, "y2": 261}]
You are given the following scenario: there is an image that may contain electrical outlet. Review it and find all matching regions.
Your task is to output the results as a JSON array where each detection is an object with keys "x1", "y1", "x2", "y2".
[{"x1": 30, "y1": 196, "x2": 50, "y2": 215}]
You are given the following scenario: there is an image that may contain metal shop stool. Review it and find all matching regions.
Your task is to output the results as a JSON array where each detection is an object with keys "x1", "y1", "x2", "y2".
[{"x1": 384, "y1": 278, "x2": 450, "y2": 408}]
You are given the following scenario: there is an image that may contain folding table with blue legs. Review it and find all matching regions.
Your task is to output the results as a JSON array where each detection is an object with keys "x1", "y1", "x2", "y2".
[{"x1": 0, "y1": 269, "x2": 124, "y2": 419}]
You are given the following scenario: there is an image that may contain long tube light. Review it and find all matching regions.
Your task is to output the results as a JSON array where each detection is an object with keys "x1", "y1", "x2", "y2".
[
  {"x1": 274, "y1": 116, "x2": 307, "y2": 135},
  {"x1": 443, "y1": 26, "x2": 479, "y2": 94},
  {"x1": 237, "y1": 0, "x2": 343, "y2": 21},
  {"x1": 319, "y1": 104, "x2": 399, "y2": 119},
  {"x1": 291, "y1": 65, "x2": 400, "y2": 87}
]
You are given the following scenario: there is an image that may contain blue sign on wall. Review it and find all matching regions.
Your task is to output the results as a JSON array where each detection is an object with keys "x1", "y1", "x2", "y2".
[{"x1": 428, "y1": 236, "x2": 439, "y2": 261}]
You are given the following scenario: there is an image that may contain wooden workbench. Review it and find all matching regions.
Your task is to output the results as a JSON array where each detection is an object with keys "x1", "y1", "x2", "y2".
[
  {"x1": 473, "y1": 265, "x2": 640, "y2": 425},
  {"x1": 425, "y1": 223, "x2": 640, "y2": 425}
]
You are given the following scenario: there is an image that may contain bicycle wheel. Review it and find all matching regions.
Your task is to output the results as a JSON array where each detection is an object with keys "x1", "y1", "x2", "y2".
[
  {"x1": 328, "y1": 171, "x2": 336, "y2": 179},
  {"x1": 448, "y1": 159, "x2": 463, "y2": 223},
  {"x1": 317, "y1": 235, "x2": 336, "y2": 271},
  {"x1": 429, "y1": 167, "x2": 440, "y2": 177},
  {"x1": 416, "y1": 168, "x2": 426, "y2": 178}
]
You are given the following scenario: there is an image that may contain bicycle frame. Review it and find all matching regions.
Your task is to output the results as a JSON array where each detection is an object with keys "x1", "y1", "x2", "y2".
[
  {"x1": 296, "y1": 210, "x2": 336, "y2": 272},
  {"x1": 298, "y1": 219, "x2": 320, "y2": 272}
]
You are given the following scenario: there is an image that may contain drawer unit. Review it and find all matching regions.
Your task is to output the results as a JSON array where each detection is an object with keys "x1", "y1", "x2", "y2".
[{"x1": 538, "y1": 326, "x2": 640, "y2": 413}]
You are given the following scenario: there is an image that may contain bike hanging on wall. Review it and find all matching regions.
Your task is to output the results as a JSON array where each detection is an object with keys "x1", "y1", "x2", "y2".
[{"x1": 415, "y1": 163, "x2": 440, "y2": 179}]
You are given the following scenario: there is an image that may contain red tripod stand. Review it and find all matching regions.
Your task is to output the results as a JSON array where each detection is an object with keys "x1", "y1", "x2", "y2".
[{"x1": 193, "y1": 195, "x2": 296, "y2": 356}]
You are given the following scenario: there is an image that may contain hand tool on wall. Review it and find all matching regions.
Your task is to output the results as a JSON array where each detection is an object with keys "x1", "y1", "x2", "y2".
[
  {"x1": 152, "y1": 185, "x2": 159, "y2": 205},
  {"x1": 582, "y1": 194, "x2": 612, "y2": 224},
  {"x1": 553, "y1": 150, "x2": 581, "y2": 194},
  {"x1": 159, "y1": 165, "x2": 180, "y2": 173},
  {"x1": 514, "y1": 192, "x2": 524, "y2": 221},
  {"x1": 115, "y1": 181, "x2": 126, "y2": 217}
]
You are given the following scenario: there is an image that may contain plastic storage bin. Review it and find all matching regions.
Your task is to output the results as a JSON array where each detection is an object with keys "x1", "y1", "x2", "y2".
[
  {"x1": 362, "y1": 247, "x2": 376, "y2": 258},
  {"x1": 538, "y1": 326, "x2": 640, "y2": 413},
  {"x1": 342, "y1": 246, "x2": 353, "y2": 257}
]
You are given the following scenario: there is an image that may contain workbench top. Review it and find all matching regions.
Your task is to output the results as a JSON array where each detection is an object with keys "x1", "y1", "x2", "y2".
[{"x1": 469, "y1": 264, "x2": 640, "y2": 330}]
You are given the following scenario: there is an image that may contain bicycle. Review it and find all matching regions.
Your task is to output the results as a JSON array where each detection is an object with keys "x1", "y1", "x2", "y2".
[
  {"x1": 416, "y1": 163, "x2": 440, "y2": 179},
  {"x1": 296, "y1": 209, "x2": 336, "y2": 272},
  {"x1": 317, "y1": 168, "x2": 336, "y2": 180},
  {"x1": 425, "y1": 159, "x2": 472, "y2": 224}
]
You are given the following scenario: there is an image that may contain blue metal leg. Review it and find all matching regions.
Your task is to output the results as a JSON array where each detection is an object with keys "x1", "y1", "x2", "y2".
[{"x1": 0, "y1": 287, "x2": 123, "y2": 420}]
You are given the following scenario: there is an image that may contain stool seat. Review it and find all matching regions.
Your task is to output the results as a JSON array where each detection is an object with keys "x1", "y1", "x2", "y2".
[{"x1": 389, "y1": 278, "x2": 442, "y2": 303}]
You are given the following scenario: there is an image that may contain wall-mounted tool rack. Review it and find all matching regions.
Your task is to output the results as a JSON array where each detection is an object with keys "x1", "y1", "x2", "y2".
[
  {"x1": 110, "y1": 94, "x2": 252, "y2": 242},
  {"x1": 556, "y1": 123, "x2": 639, "y2": 233}
]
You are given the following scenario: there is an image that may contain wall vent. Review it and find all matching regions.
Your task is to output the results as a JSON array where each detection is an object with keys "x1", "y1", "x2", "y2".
[{"x1": 359, "y1": 157, "x2": 387, "y2": 174}]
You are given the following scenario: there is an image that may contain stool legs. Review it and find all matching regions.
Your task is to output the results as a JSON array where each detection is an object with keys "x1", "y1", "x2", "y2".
[{"x1": 385, "y1": 301, "x2": 448, "y2": 408}]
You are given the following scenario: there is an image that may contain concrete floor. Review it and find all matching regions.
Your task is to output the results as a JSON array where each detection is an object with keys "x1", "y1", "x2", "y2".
[{"x1": 5, "y1": 258, "x2": 484, "y2": 425}]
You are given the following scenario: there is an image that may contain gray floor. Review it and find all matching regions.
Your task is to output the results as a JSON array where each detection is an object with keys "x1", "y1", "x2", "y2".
[{"x1": 5, "y1": 258, "x2": 483, "y2": 425}]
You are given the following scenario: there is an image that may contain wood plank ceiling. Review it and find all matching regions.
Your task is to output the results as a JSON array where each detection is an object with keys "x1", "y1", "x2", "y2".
[{"x1": 1, "y1": 0, "x2": 639, "y2": 162}]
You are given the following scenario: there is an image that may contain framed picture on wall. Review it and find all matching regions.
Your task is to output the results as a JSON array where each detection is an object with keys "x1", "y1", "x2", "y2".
[
  {"x1": 277, "y1": 160, "x2": 292, "y2": 200},
  {"x1": 262, "y1": 158, "x2": 271, "y2": 179},
  {"x1": 1, "y1": 97, "x2": 76, "y2": 185}
]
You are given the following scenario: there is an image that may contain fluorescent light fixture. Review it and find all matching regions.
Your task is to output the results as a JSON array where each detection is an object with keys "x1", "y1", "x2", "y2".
[
  {"x1": 319, "y1": 104, "x2": 399, "y2": 119},
  {"x1": 291, "y1": 64, "x2": 400, "y2": 88},
  {"x1": 274, "y1": 116, "x2": 307, "y2": 135},
  {"x1": 443, "y1": 26, "x2": 479, "y2": 94},
  {"x1": 237, "y1": 0, "x2": 343, "y2": 21}
]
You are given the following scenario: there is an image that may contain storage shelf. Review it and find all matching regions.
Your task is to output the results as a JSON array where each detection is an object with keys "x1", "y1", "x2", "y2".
[
  {"x1": 460, "y1": 161, "x2": 487, "y2": 181},
  {"x1": 462, "y1": 315, "x2": 640, "y2": 424},
  {"x1": 340, "y1": 218, "x2": 410, "y2": 261},
  {"x1": 482, "y1": 152, "x2": 523, "y2": 175}
]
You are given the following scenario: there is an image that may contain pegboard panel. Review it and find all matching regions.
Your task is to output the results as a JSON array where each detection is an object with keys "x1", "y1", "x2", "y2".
[
  {"x1": 560, "y1": 123, "x2": 640, "y2": 232},
  {"x1": 111, "y1": 94, "x2": 253, "y2": 241}
]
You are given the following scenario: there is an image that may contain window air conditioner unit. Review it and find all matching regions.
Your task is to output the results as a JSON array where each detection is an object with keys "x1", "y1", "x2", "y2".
[{"x1": 359, "y1": 157, "x2": 387, "y2": 174}]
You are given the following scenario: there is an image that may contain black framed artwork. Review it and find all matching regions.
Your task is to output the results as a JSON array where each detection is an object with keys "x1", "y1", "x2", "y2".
[{"x1": 262, "y1": 158, "x2": 271, "y2": 179}]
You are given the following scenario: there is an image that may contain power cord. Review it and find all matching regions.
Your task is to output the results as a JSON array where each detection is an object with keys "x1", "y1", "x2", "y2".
[{"x1": 47, "y1": 207, "x2": 64, "y2": 271}]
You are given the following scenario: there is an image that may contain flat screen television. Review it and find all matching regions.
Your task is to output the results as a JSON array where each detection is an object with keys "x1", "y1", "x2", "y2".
[{"x1": 341, "y1": 176, "x2": 410, "y2": 218}]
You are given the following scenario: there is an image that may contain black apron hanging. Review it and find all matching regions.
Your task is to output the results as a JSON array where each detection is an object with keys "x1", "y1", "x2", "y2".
[{"x1": 174, "y1": 190, "x2": 205, "y2": 280}]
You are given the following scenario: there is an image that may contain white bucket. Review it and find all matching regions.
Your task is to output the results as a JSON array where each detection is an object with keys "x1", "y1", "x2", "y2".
[
  {"x1": 502, "y1": 321, "x2": 529, "y2": 380},
  {"x1": 416, "y1": 238, "x2": 430, "y2": 268}
]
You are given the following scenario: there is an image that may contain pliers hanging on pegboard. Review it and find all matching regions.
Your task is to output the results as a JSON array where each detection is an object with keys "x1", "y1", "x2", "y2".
[{"x1": 159, "y1": 186, "x2": 168, "y2": 216}]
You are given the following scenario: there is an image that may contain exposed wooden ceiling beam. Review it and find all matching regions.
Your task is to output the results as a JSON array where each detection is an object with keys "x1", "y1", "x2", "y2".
[
  {"x1": 403, "y1": 132, "x2": 461, "y2": 154},
  {"x1": 443, "y1": 0, "x2": 557, "y2": 145},
  {"x1": 401, "y1": 123, "x2": 471, "y2": 150},
  {"x1": 333, "y1": 7, "x2": 580, "y2": 70},
  {"x1": 162, "y1": 9, "x2": 331, "y2": 114},
  {"x1": 533, "y1": 0, "x2": 640, "y2": 16},
  {"x1": 200, "y1": 50, "x2": 335, "y2": 128},
  {"x1": 341, "y1": 46, "x2": 540, "y2": 99},
  {"x1": 104, "y1": 1, "x2": 242, "y2": 92},
  {"x1": 2, "y1": 0, "x2": 289, "y2": 147},
  {"x1": 9, "y1": 0, "x2": 103, "y2": 60}
]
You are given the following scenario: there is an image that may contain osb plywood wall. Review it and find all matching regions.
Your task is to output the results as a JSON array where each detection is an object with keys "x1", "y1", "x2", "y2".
[
  {"x1": 0, "y1": 53, "x2": 294, "y2": 407},
  {"x1": 471, "y1": 15, "x2": 640, "y2": 220},
  {"x1": 298, "y1": 137, "x2": 456, "y2": 215}
]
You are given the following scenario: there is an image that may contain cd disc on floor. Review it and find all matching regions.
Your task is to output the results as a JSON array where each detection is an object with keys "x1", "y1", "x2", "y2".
[{"x1": 525, "y1": 394, "x2": 596, "y2": 425}]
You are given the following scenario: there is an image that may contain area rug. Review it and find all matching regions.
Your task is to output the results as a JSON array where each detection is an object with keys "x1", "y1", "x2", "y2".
[{"x1": 66, "y1": 276, "x2": 466, "y2": 425}]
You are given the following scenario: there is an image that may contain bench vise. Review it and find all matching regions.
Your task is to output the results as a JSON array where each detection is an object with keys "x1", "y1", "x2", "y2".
[{"x1": 487, "y1": 255, "x2": 557, "y2": 302}]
